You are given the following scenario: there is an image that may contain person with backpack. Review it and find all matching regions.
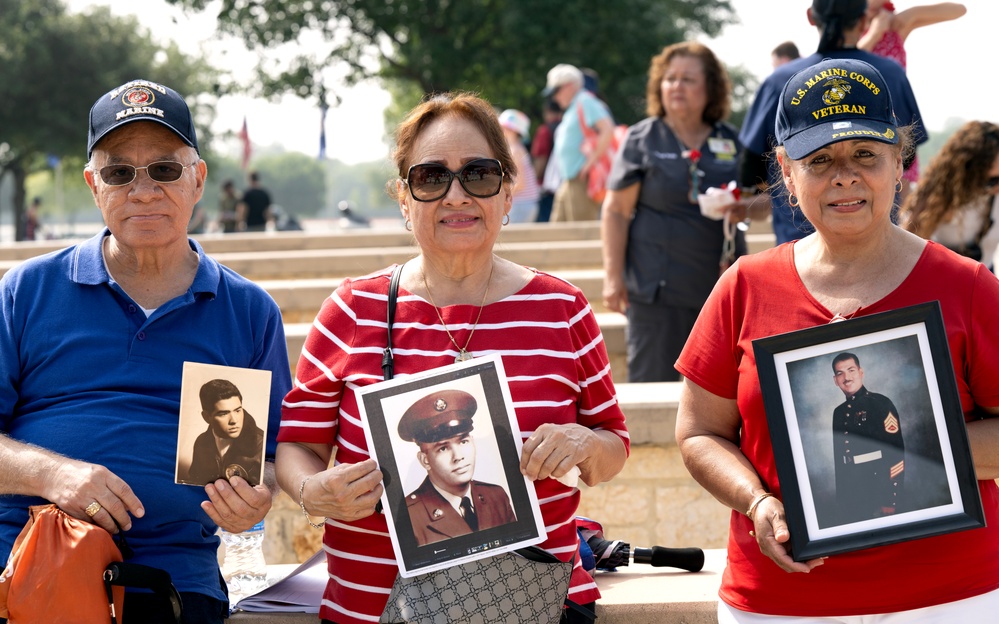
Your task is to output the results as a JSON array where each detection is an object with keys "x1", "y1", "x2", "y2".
[
  {"x1": 544, "y1": 64, "x2": 614, "y2": 222},
  {"x1": 601, "y1": 42, "x2": 769, "y2": 382}
]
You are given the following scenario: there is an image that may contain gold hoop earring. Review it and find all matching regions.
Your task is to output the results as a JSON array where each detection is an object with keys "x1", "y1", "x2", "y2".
[
  {"x1": 502, "y1": 214, "x2": 510, "y2": 226},
  {"x1": 896, "y1": 179, "x2": 903, "y2": 194},
  {"x1": 788, "y1": 194, "x2": 799, "y2": 208},
  {"x1": 405, "y1": 219, "x2": 412, "y2": 231}
]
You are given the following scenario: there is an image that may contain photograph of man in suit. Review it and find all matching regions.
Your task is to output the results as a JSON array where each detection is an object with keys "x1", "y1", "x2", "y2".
[
  {"x1": 397, "y1": 389, "x2": 517, "y2": 546},
  {"x1": 831, "y1": 352, "x2": 905, "y2": 524},
  {"x1": 183, "y1": 378, "x2": 265, "y2": 487}
]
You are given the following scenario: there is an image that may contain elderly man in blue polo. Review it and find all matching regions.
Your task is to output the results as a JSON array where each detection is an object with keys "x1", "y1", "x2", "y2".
[{"x1": 398, "y1": 389, "x2": 517, "y2": 546}]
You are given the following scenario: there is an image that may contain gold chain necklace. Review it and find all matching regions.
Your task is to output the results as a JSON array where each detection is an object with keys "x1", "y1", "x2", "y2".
[{"x1": 422, "y1": 263, "x2": 493, "y2": 363}]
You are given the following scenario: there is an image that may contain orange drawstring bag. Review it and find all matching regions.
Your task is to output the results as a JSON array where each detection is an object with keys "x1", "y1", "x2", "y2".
[{"x1": 0, "y1": 504, "x2": 125, "y2": 623}]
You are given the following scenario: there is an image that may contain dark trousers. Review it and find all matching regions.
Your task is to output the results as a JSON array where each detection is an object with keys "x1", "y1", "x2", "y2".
[
  {"x1": 123, "y1": 591, "x2": 228, "y2": 624},
  {"x1": 625, "y1": 298, "x2": 699, "y2": 382}
]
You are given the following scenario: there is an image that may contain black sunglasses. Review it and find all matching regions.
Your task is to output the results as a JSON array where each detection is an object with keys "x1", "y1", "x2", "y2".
[
  {"x1": 405, "y1": 158, "x2": 504, "y2": 202},
  {"x1": 986, "y1": 176, "x2": 999, "y2": 191},
  {"x1": 97, "y1": 161, "x2": 196, "y2": 186}
]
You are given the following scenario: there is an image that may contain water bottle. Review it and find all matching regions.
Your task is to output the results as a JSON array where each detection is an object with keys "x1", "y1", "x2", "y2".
[{"x1": 220, "y1": 520, "x2": 268, "y2": 602}]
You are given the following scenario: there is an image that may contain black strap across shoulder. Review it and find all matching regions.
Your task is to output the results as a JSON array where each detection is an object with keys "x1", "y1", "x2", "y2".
[{"x1": 381, "y1": 263, "x2": 404, "y2": 381}]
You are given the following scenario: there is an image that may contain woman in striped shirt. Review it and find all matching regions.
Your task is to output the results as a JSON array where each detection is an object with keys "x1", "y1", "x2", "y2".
[{"x1": 275, "y1": 92, "x2": 630, "y2": 624}]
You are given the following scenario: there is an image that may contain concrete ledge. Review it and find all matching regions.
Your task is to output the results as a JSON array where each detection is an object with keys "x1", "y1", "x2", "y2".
[{"x1": 225, "y1": 549, "x2": 725, "y2": 623}]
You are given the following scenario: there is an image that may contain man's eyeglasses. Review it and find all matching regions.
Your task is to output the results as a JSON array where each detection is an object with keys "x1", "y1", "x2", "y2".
[
  {"x1": 96, "y1": 161, "x2": 196, "y2": 186},
  {"x1": 986, "y1": 176, "x2": 999, "y2": 191},
  {"x1": 405, "y1": 158, "x2": 505, "y2": 202}
]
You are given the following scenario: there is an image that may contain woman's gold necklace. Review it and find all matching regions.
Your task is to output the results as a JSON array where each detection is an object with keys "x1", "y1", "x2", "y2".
[{"x1": 422, "y1": 263, "x2": 493, "y2": 363}]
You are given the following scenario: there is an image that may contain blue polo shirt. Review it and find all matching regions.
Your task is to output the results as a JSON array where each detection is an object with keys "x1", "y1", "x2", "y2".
[
  {"x1": 553, "y1": 89, "x2": 612, "y2": 180},
  {"x1": 0, "y1": 230, "x2": 291, "y2": 601},
  {"x1": 739, "y1": 49, "x2": 927, "y2": 244}
]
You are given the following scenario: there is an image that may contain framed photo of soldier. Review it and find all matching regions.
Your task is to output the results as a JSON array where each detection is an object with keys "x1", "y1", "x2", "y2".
[
  {"x1": 357, "y1": 353, "x2": 546, "y2": 577},
  {"x1": 753, "y1": 302, "x2": 984, "y2": 561},
  {"x1": 175, "y1": 361, "x2": 272, "y2": 488}
]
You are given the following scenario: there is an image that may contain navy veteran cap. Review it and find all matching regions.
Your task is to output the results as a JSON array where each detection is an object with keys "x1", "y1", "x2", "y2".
[
  {"x1": 776, "y1": 58, "x2": 899, "y2": 160},
  {"x1": 398, "y1": 389, "x2": 477, "y2": 444},
  {"x1": 87, "y1": 79, "x2": 199, "y2": 158}
]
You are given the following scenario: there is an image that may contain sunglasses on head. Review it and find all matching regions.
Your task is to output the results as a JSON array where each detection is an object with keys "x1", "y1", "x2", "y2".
[
  {"x1": 986, "y1": 176, "x2": 999, "y2": 191},
  {"x1": 97, "y1": 161, "x2": 196, "y2": 186},
  {"x1": 405, "y1": 158, "x2": 504, "y2": 202}
]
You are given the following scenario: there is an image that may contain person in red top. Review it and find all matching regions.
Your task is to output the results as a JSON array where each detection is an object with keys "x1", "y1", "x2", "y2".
[
  {"x1": 676, "y1": 57, "x2": 999, "y2": 622},
  {"x1": 274, "y1": 92, "x2": 629, "y2": 624}
]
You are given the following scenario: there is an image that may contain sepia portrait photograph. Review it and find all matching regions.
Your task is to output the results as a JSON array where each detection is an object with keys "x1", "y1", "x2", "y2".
[
  {"x1": 175, "y1": 362, "x2": 272, "y2": 487},
  {"x1": 754, "y1": 303, "x2": 983, "y2": 561},
  {"x1": 357, "y1": 354, "x2": 545, "y2": 577}
]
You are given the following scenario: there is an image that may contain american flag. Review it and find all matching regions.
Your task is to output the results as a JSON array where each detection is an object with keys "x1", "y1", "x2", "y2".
[{"x1": 239, "y1": 116, "x2": 251, "y2": 170}]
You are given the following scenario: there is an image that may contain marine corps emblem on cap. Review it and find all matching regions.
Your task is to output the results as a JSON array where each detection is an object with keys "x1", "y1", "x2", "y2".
[
  {"x1": 434, "y1": 399, "x2": 447, "y2": 412},
  {"x1": 775, "y1": 58, "x2": 899, "y2": 160},
  {"x1": 122, "y1": 87, "x2": 155, "y2": 108}
]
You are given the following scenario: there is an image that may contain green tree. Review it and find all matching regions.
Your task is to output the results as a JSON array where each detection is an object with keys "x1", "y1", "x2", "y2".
[
  {"x1": 168, "y1": 0, "x2": 736, "y2": 128},
  {"x1": 252, "y1": 153, "x2": 327, "y2": 217},
  {"x1": 0, "y1": 0, "x2": 216, "y2": 240}
]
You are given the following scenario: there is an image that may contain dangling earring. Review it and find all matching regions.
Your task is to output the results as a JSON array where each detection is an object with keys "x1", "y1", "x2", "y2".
[
  {"x1": 405, "y1": 219, "x2": 413, "y2": 231},
  {"x1": 788, "y1": 194, "x2": 799, "y2": 208},
  {"x1": 895, "y1": 179, "x2": 904, "y2": 194},
  {"x1": 502, "y1": 214, "x2": 510, "y2": 226}
]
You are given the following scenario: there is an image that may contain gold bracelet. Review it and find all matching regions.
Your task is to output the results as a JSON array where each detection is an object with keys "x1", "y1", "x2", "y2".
[
  {"x1": 299, "y1": 476, "x2": 327, "y2": 529},
  {"x1": 746, "y1": 492, "x2": 774, "y2": 521}
]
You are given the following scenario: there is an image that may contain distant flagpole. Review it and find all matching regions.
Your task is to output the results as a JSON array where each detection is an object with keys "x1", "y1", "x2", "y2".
[
  {"x1": 318, "y1": 103, "x2": 328, "y2": 161},
  {"x1": 239, "y1": 116, "x2": 251, "y2": 170}
]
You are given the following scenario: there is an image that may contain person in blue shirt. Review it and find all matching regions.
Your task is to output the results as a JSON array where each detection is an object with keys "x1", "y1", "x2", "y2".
[
  {"x1": 738, "y1": 0, "x2": 927, "y2": 244},
  {"x1": 0, "y1": 79, "x2": 291, "y2": 623}
]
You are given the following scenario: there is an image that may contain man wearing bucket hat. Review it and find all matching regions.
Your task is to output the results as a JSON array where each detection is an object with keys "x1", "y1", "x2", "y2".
[
  {"x1": 544, "y1": 63, "x2": 614, "y2": 222},
  {"x1": 398, "y1": 389, "x2": 516, "y2": 547},
  {"x1": 738, "y1": 0, "x2": 927, "y2": 244},
  {"x1": 0, "y1": 79, "x2": 290, "y2": 622},
  {"x1": 677, "y1": 56, "x2": 999, "y2": 621}
]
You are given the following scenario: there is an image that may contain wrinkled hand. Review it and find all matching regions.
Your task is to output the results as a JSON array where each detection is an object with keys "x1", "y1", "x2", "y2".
[
  {"x1": 520, "y1": 423, "x2": 594, "y2": 482},
  {"x1": 46, "y1": 458, "x2": 144, "y2": 534},
  {"x1": 750, "y1": 496, "x2": 825, "y2": 574},
  {"x1": 302, "y1": 460, "x2": 384, "y2": 522},
  {"x1": 202, "y1": 476, "x2": 273, "y2": 533}
]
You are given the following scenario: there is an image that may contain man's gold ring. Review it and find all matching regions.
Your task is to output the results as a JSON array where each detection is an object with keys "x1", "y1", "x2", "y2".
[{"x1": 85, "y1": 501, "x2": 102, "y2": 517}]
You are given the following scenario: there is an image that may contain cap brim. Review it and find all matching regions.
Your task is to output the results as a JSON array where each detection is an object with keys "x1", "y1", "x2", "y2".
[
  {"x1": 783, "y1": 119, "x2": 898, "y2": 160},
  {"x1": 541, "y1": 85, "x2": 557, "y2": 97},
  {"x1": 88, "y1": 117, "x2": 198, "y2": 158}
]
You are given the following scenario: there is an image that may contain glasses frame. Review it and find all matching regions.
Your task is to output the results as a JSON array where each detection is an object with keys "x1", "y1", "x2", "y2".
[
  {"x1": 404, "y1": 158, "x2": 505, "y2": 202},
  {"x1": 985, "y1": 176, "x2": 999, "y2": 191},
  {"x1": 95, "y1": 160, "x2": 198, "y2": 186}
]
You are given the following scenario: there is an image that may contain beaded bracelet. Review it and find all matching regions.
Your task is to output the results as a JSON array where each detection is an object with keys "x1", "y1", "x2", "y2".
[
  {"x1": 746, "y1": 492, "x2": 774, "y2": 521},
  {"x1": 299, "y1": 475, "x2": 328, "y2": 529}
]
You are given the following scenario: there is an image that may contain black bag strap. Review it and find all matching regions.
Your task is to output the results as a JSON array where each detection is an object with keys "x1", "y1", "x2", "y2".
[
  {"x1": 381, "y1": 263, "x2": 404, "y2": 381},
  {"x1": 103, "y1": 562, "x2": 183, "y2": 624}
]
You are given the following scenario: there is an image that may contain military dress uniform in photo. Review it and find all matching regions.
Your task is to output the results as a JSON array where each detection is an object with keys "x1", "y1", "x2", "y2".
[
  {"x1": 832, "y1": 386, "x2": 905, "y2": 523},
  {"x1": 397, "y1": 390, "x2": 516, "y2": 547}
]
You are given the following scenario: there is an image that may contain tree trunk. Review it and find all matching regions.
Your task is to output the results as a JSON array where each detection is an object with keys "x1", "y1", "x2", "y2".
[{"x1": 11, "y1": 159, "x2": 27, "y2": 242}]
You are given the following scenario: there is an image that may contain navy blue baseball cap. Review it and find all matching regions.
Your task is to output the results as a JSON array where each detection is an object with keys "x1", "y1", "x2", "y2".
[
  {"x1": 87, "y1": 79, "x2": 199, "y2": 158},
  {"x1": 776, "y1": 58, "x2": 899, "y2": 160}
]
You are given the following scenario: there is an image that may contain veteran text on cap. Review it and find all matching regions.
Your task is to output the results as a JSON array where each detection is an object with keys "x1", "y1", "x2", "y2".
[{"x1": 776, "y1": 58, "x2": 899, "y2": 160}]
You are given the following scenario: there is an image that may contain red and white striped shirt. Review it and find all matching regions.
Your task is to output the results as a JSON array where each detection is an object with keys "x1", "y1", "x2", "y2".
[{"x1": 278, "y1": 266, "x2": 630, "y2": 624}]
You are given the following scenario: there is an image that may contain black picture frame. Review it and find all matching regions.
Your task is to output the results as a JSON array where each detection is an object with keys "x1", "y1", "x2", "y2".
[
  {"x1": 753, "y1": 301, "x2": 984, "y2": 561},
  {"x1": 357, "y1": 354, "x2": 545, "y2": 577}
]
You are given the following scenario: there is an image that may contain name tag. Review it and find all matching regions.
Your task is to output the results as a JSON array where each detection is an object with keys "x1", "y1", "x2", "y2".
[
  {"x1": 708, "y1": 137, "x2": 737, "y2": 155},
  {"x1": 853, "y1": 450, "x2": 882, "y2": 464}
]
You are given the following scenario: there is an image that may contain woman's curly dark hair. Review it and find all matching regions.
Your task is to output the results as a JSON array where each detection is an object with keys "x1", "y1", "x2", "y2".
[{"x1": 900, "y1": 121, "x2": 999, "y2": 238}]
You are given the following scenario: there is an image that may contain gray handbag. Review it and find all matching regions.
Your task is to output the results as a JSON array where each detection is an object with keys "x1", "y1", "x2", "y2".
[{"x1": 379, "y1": 546, "x2": 574, "y2": 624}]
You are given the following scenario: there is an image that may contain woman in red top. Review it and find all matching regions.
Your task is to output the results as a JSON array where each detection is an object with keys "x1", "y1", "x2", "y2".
[
  {"x1": 676, "y1": 58, "x2": 999, "y2": 622},
  {"x1": 275, "y1": 92, "x2": 629, "y2": 624}
]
